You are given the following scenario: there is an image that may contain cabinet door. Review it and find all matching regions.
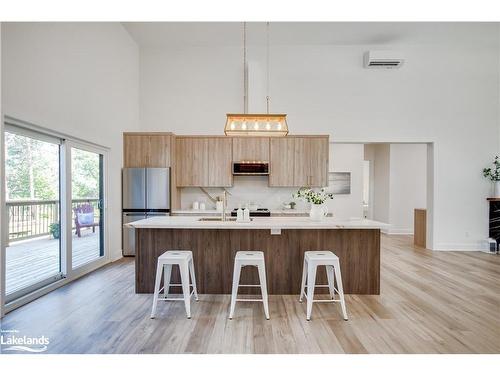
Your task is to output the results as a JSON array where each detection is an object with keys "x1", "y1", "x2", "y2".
[
  {"x1": 232, "y1": 137, "x2": 270, "y2": 162},
  {"x1": 123, "y1": 135, "x2": 149, "y2": 167},
  {"x1": 293, "y1": 137, "x2": 310, "y2": 187},
  {"x1": 208, "y1": 138, "x2": 233, "y2": 187},
  {"x1": 148, "y1": 135, "x2": 171, "y2": 167},
  {"x1": 176, "y1": 137, "x2": 210, "y2": 187},
  {"x1": 308, "y1": 137, "x2": 329, "y2": 187},
  {"x1": 269, "y1": 138, "x2": 295, "y2": 186}
]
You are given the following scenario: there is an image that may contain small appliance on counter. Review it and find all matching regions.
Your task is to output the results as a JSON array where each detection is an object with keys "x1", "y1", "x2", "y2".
[
  {"x1": 122, "y1": 168, "x2": 170, "y2": 256},
  {"x1": 231, "y1": 208, "x2": 270, "y2": 217}
]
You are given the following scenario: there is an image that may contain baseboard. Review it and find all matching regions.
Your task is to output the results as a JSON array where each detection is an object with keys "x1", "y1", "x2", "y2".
[
  {"x1": 382, "y1": 227, "x2": 413, "y2": 235},
  {"x1": 433, "y1": 242, "x2": 485, "y2": 251}
]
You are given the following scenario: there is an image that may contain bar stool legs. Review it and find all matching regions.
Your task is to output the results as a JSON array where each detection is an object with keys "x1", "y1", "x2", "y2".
[
  {"x1": 299, "y1": 251, "x2": 348, "y2": 321},
  {"x1": 150, "y1": 250, "x2": 198, "y2": 319},
  {"x1": 229, "y1": 251, "x2": 270, "y2": 320}
]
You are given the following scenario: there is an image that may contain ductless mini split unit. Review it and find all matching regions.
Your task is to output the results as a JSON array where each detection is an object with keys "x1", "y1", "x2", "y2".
[{"x1": 364, "y1": 51, "x2": 404, "y2": 69}]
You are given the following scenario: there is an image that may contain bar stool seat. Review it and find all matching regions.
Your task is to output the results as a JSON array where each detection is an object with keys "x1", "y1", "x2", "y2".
[
  {"x1": 229, "y1": 251, "x2": 270, "y2": 320},
  {"x1": 299, "y1": 250, "x2": 348, "y2": 321},
  {"x1": 151, "y1": 250, "x2": 199, "y2": 319}
]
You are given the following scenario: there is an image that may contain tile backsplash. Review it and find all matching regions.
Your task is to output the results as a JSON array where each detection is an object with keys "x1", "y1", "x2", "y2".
[{"x1": 180, "y1": 176, "x2": 308, "y2": 210}]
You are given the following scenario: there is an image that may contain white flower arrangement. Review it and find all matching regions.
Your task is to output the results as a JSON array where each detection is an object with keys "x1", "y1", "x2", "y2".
[{"x1": 293, "y1": 188, "x2": 334, "y2": 205}]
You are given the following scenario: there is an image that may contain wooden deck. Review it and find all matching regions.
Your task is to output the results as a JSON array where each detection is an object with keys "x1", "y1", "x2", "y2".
[{"x1": 6, "y1": 230, "x2": 101, "y2": 295}]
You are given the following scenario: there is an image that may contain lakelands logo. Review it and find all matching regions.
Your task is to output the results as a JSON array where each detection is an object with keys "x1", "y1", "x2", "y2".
[{"x1": 1, "y1": 330, "x2": 49, "y2": 353}]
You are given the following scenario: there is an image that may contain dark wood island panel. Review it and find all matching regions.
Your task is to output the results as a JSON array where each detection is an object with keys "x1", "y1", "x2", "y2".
[{"x1": 135, "y1": 228, "x2": 380, "y2": 295}]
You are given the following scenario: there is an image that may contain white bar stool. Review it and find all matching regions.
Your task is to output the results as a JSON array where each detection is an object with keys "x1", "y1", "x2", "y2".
[
  {"x1": 229, "y1": 251, "x2": 270, "y2": 320},
  {"x1": 299, "y1": 251, "x2": 348, "y2": 321},
  {"x1": 150, "y1": 250, "x2": 199, "y2": 319}
]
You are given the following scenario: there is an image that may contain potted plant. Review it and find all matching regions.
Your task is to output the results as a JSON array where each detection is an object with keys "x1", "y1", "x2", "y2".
[
  {"x1": 49, "y1": 222, "x2": 60, "y2": 239},
  {"x1": 293, "y1": 188, "x2": 334, "y2": 221},
  {"x1": 483, "y1": 156, "x2": 500, "y2": 197}
]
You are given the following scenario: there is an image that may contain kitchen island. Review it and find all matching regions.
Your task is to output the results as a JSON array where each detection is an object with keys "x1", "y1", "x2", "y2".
[{"x1": 127, "y1": 216, "x2": 388, "y2": 295}]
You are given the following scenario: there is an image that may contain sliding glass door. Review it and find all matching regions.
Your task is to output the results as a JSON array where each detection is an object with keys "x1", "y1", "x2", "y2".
[
  {"x1": 71, "y1": 147, "x2": 104, "y2": 269},
  {"x1": 4, "y1": 129, "x2": 63, "y2": 301},
  {"x1": 3, "y1": 121, "x2": 107, "y2": 304}
]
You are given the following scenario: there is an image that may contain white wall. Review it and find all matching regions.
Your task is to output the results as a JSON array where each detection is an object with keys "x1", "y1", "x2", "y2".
[
  {"x1": 389, "y1": 144, "x2": 427, "y2": 234},
  {"x1": 1, "y1": 23, "x2": 140, "y2": 261},
  {"x1": 140, "y1": 37, "x2": 499, "y2": 250},
  {"x1": 327, "y1": 143, "x2": 364, "y2": 219},
  {"x1": 371, "y1": 144, "x2": 391, "y2": 224},
  {"x1": 365, "y1": 143, "x2": 427, "y2": 234}
]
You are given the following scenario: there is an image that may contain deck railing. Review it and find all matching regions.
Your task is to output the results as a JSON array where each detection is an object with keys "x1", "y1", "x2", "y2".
[{"x1": 7, "y1": 198, "x2": 100, "y2": 243}]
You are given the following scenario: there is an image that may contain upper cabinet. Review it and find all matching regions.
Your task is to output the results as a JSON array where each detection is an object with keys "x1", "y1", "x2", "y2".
[
  {"x1": 176, "y1": 137, "x2": 232, "y2": 187},
  {"x1": 269, "y1": 138, "x2": 295, "y2": 187},
  {"x1": 307, "y1": 137, "x2": 329, "y2": 187},
  {"x1": 232, "y1": 137, "x2": 270, "y2": 161},
  {"x1": 270, "y1": 136, "x2": 329, "y2": 187},
  {"x1": 123, "y1": 133, "x2": 172, "y2": 168},
  {"x1": 124, "y1": 132, "x2": 328, "y2": 189},
  {"x1": 208, "y1": 138, "x2": 233, "y2": 187}
]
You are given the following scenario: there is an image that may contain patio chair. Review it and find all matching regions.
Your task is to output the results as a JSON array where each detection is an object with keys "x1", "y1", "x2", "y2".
[{"x1": 74, "y1": 203, "x2": 99, "y2": 237}]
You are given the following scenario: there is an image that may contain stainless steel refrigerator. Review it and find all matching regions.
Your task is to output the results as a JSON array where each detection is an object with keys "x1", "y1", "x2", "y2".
[{"x1": 122, "y1": 168, "x2": 170, "y2": 256}]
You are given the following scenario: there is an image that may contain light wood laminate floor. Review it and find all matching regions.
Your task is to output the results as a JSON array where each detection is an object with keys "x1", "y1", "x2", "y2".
[{"x1": 2, "y1": 235, "x2": 500, "y2": 354}]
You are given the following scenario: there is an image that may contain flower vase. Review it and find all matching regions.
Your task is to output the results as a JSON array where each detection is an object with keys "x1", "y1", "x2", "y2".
[
  {"x1": 494, "y1": 181, "x2": 500, "y2": 198},
  {"x1": 309, "y1": 203, "x2": 327, "y2": 221}
]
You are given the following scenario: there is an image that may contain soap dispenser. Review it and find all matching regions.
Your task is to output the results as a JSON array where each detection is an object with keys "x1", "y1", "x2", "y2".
[
  {"x1": 236, "y1": 205, "x2": 243, "y2": 222},
  {"x1": 243, "y1": 206, "x2": 250, "y2": 222}
]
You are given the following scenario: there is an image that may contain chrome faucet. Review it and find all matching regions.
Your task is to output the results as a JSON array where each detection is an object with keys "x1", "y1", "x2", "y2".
[{"x1": 221, "y1": 191, "x2": 227, "y2": 221}]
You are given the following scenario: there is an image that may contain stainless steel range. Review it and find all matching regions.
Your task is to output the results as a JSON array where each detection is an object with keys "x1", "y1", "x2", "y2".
[{"x1": 230, "y1": 208, "x2": 270, "y2": 217}]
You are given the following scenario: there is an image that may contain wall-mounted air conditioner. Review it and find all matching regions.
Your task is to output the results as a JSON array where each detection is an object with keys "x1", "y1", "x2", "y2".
[{"x1": 364, "y1": 51, "x2": 404, "y2": 69}]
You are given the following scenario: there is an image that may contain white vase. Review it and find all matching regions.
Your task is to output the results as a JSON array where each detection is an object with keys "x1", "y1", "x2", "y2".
[
  {"x1": 494, "y1": 181, "x2": 500, "y2": 198},
  {"x1": 309, "y1": 203, "x2": 327, "y2": 221}
]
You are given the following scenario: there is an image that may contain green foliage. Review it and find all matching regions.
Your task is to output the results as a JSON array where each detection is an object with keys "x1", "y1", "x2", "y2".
[
  {"x1": 71, "y1": 148, "x2": 99, "y2": 199},
  {"x1": 483, "y1": 156, "x2": 500, "y2": 182},
  {"x1": 5, "y1": 132, "x2": 59, "y2": 200},
  {"x1": 49, "y1": 222, "x2": 60, "y2": 239},
  {"x1": 293, "y1": 188, "x2": 334, "y2": 205},
  {"x1": 5, "y1": 132, "x2": 100, "y2": 201}
]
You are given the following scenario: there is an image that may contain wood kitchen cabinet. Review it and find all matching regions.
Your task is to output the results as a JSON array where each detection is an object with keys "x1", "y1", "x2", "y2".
[
  {"x1": 176, "y1": 136, "x2": 232, "y2": 187},
  {"x1": 232, "y1": 137, "x2": 270, "y2": 161},
  {"x1": 123, "y1": 133, "x2": 172, "y2": 168},
  {"x1": 208, "y1": 137, "x2": 233, "y2": 187},
  {"x1": 269, "y1": 138, "x2": 296, "y2": 186},
  {"x1": 307, "y1": 137, "x2": 329, "y2": 187},
  {"x1": 270, "y1": 136, "x2": 329, "y2": 187}
]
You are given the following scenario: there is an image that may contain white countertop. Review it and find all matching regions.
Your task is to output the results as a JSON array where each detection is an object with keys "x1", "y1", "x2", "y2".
[
  {"x1": 171, "y1": 209, "x2": 310, "y2": 215},
  {"x1": 126, "y1": 216, "x2": 389, "y2": 230}
]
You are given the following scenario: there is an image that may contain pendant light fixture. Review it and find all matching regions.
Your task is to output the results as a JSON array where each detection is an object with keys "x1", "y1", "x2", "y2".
[{"x1": 224, "y1": 22, "x2": 288, "y2": 136}]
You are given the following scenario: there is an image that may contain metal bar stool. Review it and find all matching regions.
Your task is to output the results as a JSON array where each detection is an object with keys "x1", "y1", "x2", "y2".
[
  {"x1": 150, "y1": 250, "x2": 199, "y2": 319},
  {"x1": 229, "y1": 251, "x2": 270, "y2": 320},
  {"x1": 299, "y1": 251, "x2": 348, "y2": 321}
]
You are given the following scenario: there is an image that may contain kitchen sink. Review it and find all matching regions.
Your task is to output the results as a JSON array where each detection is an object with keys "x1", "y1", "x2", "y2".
[{"x1": 198, "y1": 217, "x2": 253, "y2": 222}]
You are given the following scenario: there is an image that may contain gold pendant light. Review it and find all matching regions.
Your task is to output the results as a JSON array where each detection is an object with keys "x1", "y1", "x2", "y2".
[{"x1": 224, "y1": 22, "x2": 288, "y2": 137}]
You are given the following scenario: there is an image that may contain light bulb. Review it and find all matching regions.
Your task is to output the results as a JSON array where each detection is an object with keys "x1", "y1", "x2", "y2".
[
  {"x1": 254, "y1": 121, "x2": 259, "y2": 130},
  {"x1": 242, "y1": 121, "x2": 247, "y2": 130},
  {"x1": 277, "y1": 123, "x2": 282, "y2": 130},
  {"x1": 266, "y1": 122, "x2": 271, "y2": 130},
  {"x1": 230, "y1": 121, "x2": 235, "y2": 130}
]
